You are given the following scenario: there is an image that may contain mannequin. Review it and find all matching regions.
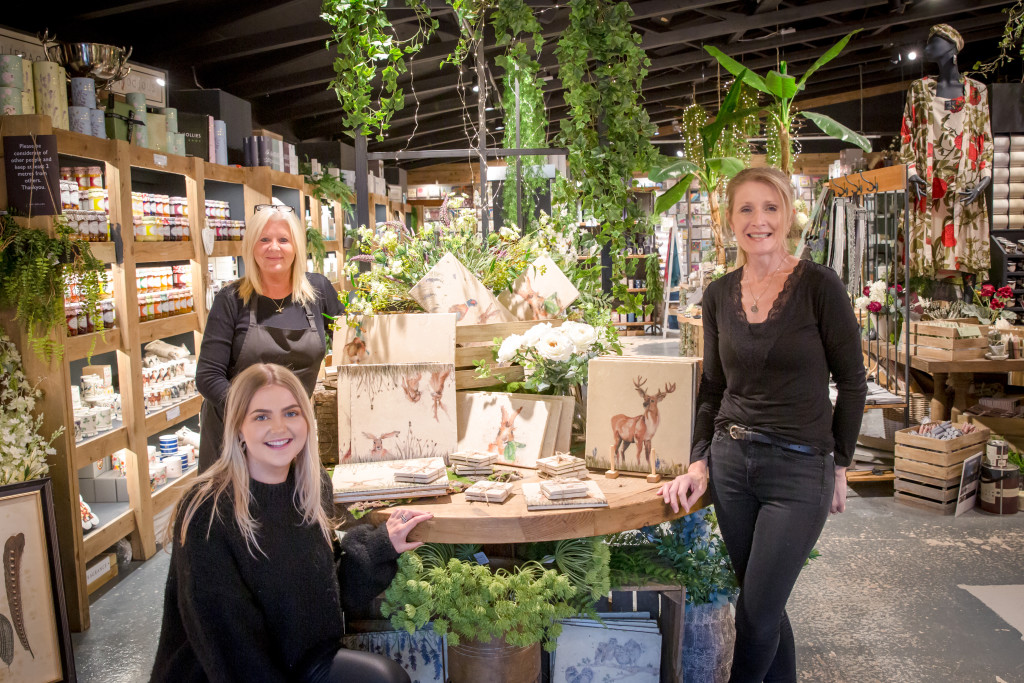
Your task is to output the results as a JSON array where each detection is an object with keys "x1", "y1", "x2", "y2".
[{"x1": 899, "y1": 24, "x2": 994, "y2": 279}]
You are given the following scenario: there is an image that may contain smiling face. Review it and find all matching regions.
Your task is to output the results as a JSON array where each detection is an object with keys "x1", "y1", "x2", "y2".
[
  {"x1": 239, "y1": 384, "x2": 309, "y2": 484},
  {"x1": 729, "y1": 180, "x2": 792, "y2": 259},
  {"x1": 254, "y1": 218, "x2": 296, "y2": 285}
]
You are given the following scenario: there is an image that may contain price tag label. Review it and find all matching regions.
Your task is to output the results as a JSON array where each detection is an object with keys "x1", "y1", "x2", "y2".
[
  {"x1": 153, "y1": 154, "x2": 168, "y2": 168},
  {"x1": 473, "y1": 551, "x2": 489, "y2": 565},
  {"x1": 166, "y1": 405, "x2": 181, "y2": 421}
]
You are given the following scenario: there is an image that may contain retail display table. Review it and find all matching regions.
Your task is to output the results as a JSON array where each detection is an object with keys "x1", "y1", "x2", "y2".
[{"x1": 366, "y1": 469, "x2": 705, "y2": 543}]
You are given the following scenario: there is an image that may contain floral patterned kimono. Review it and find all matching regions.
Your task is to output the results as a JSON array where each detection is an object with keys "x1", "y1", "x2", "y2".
[{"x1": 899, "y1": 76, "x2": 993, "y2": 279}]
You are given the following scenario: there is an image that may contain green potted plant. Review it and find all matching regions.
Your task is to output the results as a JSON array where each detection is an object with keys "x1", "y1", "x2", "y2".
[{"x1": 381, "y1": 537, "x2": 609, "y2": 683}]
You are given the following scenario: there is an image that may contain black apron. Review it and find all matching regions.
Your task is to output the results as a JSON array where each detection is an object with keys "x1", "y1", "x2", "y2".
[{"x1": 198, "y1": 296, "x2": 324, "y2": 471}]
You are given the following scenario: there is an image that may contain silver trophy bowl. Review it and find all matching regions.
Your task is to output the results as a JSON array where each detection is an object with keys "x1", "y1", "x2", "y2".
[{"x1": 39, "y1": 32, "x2": 132, "y2": 87}]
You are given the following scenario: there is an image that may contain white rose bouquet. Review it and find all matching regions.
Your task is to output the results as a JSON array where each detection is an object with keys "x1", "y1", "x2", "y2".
[{"x1": 0, "y1": 331, "x2": 58, "y2": 485}]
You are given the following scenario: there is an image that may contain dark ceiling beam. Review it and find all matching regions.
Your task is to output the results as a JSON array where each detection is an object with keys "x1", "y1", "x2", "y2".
[
  {"x1": 297, "y1": 89, "x2": 483, "y2": 139},
  {"x1": 640, "y1": 0, "x2": 889, "y2": 50},
  {"x1": 646, "y1": 0, "x2": 1011, "y2": 72},
  {"x1": 180, "y1": 21, "x2": 331, "y2": 66},
  {"x1": 74, "y1": 0, "x2": 180, "y2": 21}
]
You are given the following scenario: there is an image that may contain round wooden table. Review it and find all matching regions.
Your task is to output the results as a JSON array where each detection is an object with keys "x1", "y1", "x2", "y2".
[{"x1": 366, "y1": 469, "x2": 708, "y2": 543}]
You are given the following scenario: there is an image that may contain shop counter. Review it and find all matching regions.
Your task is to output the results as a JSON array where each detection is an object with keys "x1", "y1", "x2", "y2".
[{"x1": 365, "y1": 469, "x2": 707, "y2": 543}]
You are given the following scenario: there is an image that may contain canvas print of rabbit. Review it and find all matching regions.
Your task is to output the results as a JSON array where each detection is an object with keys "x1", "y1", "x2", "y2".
[
  {"x1": 338, "y1": 362, "x2": 457, "y2": 464},
  {"x1": 456, "y1": 392, "x2": 561, "y2": 468},
  {"x1": 499, "y1": 256, "x2": 580, "y2": 321},
  {"x1": 408, "y1": 253, "x2": 515, "y2": 326},
  {"x1": 333, "y1": 313, "x2": 456, "y2": 366}
]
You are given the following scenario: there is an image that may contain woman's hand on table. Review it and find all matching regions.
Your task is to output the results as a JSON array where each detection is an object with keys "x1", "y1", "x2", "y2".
[
  {"x1": 658, "y1": 460, "x2": 708, "y2": 514},
  {"x1": 831, "y1": 466, "x2": 848, "y2": 514},
  {"x1": 386, "y1": 509, "x2": 434, "y2": 553}
]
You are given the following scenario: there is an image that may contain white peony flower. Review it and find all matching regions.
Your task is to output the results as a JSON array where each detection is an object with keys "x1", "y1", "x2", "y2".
[
  {"x1": 496, "y1": 334, "x2": 524, "y2": 363},
  {"x1": 794, "y1": 212, "x2": 809, "y2": 229},
  {"x1": 869, "y1": 280, "x2": 887, "y2": 300},
  {"x1": 522, "y1": 322, "x2": 554, "y2": 349},
  {"x1": 561, "y1": 321, "x2": 598, "y2": 353},
  {"x1": 535, "y1": 330, "x2": 575, "y2": 362},
  {"x1": 854, "y1": 296, "x2": 870, "y2": 311}
]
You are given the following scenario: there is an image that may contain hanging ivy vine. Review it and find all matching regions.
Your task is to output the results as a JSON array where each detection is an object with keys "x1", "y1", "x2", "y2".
[
  {"x1": 0, "y1": 214, "x2": 105, "y2": 361},
  {"x1": 322, "y1": 0, "x2": 438, "y2": 139},
  {"x1": 494, "y1": 0, "x2": 547, "y2": 231},
  {"x1": 553, "y1": 0, "x2": 658, "y2": 316}
]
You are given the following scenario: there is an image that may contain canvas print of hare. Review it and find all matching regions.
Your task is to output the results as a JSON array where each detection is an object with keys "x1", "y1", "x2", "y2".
[
  {"x1": 499, "y1": 255, "x2": 580, "y2": 321},
  {"x1": 337, "y1": 362, "x2": 457, "y2": 464},
  {"x1": 333, "y1": 313, "x2": 456, "y2": 365},
  {"x1": 552, "y1": 623, "x2": 661, "y2": 683},
  {"x1": 585, "y1": 357, "x2": 698, "y2": 476},
  {"x1": 408, "y1": 253, "x2": 515, "y2": 326},
  {"x1": 456, "y1": 392, "x2": 561, "y2": 468}
]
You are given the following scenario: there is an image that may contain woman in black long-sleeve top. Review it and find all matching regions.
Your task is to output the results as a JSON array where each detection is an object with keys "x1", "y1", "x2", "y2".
[
  {"x1": 195, "y1": 204, "x2": 343, "y2": 471},
  {"x1": 660, "y1": 167, "x2": 867, "y2": 683}
]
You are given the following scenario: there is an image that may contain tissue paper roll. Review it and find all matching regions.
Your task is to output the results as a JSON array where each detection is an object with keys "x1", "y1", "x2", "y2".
[
  {"x1": 1011, "y1": 167, "x2": 1024, "y2": 183},
  {"x1": 995, "y1": 152, "x2": 1011, "y2": 168},
  {"x1": 32, "y1": 61, "x2": 67, "y2": 129},
  {"x1": 995, "y1": 168, "x2": 1010, "y2": 183},
  {"x1": 1008, "y1": 198, "x2": 1024, "y2": 213},
  {"x1": 56, "y1": 66, "x2": 69, "y2": 129},
  {"x1": 1011, "y1": 151, "x2": 1024, "y2": 166},
  {"x1": 20, "y1": 89, "x2": 34, "y2": 114},
  {"x1": 69, "y1": 105, "x2": 91, "y2": 134},
  {"x1": 126, "y1": 91, "x2": 146, "y2": 113},
  {"x1": 0, "y1": 55, "x2": 23, "y2": 90},
  {"x1": 0, "y1": 87, "x2": 22, "y2": 115},
  {"x1": 995, "y1": 136, "x2": 1012, "y2": 152},
  {"x1": 70, "y1": 77, "x2": 96, "y2": 108},
  {"x1": 131, "y1": 109, "x2": 148, "y2": 148},
  {"x1": 993, "y1": 198, "x2": 1010, "y2": 214},
  {"x1": 214, "y1": 119, "x2": 227, "y2": 165},
  {"x1": 174, "y1": 132, "x2": 186, "y2": 156},
  {"x1": 994, "y1": 184, "x2": 1009, "y2": 200},
  {"x1": 993, "y1": 214, "x2": 1010, "y2": 229},
  {"x1": 1010, "y1": 183, "x2": 1024, "y2": 199},
  {"x1": 158, "y1": 107, "x2": 178, "y2": 133},
  {"x1": 148, "y1": 112, "x2": 167, "y2": 152},
  {"x1": 90, "y1": 108, "x2": 106, "y2": 138},
  {"x1": 1011, "y1": 135, "x2": 1024, "y2": 150},
  {"x1": 1010, "y1": 214, "x2": 1024, "y2": 229}
]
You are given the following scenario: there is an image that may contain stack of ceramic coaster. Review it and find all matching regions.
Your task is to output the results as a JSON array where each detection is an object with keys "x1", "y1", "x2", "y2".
[
  {"x1": 537, "y1": 453, "x2": 588, "y2": 479},
  {"x1": 394, "y1": 460, "x2": 447, "y2": 484},
  {"x1": 540, "y1": 478, "x2": 590, "y2": 500},
  {"x1": 464, "y1": 480, "x2": 513, "y2": 503},
  {"x1": 523, "y1": 478, "x2": 608, "y2": 510},
  {"x1": 450, "y1": 451, "x2": 497, "y2": 476}
]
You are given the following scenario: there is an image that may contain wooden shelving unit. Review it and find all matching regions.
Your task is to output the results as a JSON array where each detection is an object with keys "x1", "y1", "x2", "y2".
[{"x1": 0, "y1": 114, "x2": 327, "y2": 631}]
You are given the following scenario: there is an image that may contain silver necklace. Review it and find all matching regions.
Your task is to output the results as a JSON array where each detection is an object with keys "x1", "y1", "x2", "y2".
[{"x1": 744, "y1": 256, "x2": 786, "y2": 314}]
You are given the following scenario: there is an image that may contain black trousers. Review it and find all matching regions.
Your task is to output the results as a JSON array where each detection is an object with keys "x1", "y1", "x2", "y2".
[
  {"x1": 303, "y1": 647, "x2": 411, "y2": 683},
  {"x1": 708, "y1": 430, "x2": 834, "y2": 683}
]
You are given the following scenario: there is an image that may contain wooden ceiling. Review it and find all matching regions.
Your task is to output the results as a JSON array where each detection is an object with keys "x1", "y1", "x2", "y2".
[{"x1": 3, "y1": 1, "x2": 1018, "y2": 165}]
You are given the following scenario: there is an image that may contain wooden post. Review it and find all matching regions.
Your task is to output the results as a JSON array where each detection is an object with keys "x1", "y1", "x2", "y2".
[
  {"x1": 646, "y1": 449, "x2": 662, "y2": 484},
  {"x1": 605, "y1": 444, "x2": 620, "y2": 479}
]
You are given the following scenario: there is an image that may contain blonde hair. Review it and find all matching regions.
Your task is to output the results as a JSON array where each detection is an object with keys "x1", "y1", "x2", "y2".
[
  {"x1": 725, "y1": 167, "x2": 795, "y2": 269},
  {"x1": 237, "y1": 207, "x2": 316, "y2": 307},
  {"x1": 175, "y1": 363, "x2": 332, "y2": 556}
]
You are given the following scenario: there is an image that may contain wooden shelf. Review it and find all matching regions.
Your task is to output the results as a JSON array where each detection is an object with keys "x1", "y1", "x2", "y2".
[
  {"x1": 128, "y1": 145, "x2": 195, "y2": 176},
  {"x1": 204, "y1": 163, "x2": 246, "y2": 184},
  {"x1": 145, "y1": 394, "x2": 203, "y2": 437},
  {"x1": 267, "y1": 168, "x2": 305, "y2": 190},
  {"x1": 82, "y1": 502, "x2": 135, "y2": 563},
  {"x1": 54, "y1": 129, "x2": 118, "y2": 164},
  {"x1": 323, "y1": 240, "x2": 340, "y2": 252},
  {"x1": 133, "y1": 241, "x2": 196, "y2": 263},
  {"x1": 617, "y1": 322, "x2": 655, "y2": 327},
  {"x1": 138, "y1": 311, "x2": 200, "y2": 345},
  {"x1": 846, "y1": 470, "x2": 896, "y2": 483},
  {"x1": 864, "y1": 401, "x2": 908, "y2": 412},
  {"x1": 153, "y1": 466, "x2": 198, "y2": 512},
  {"x1": 66, "y1": 326, "x2": 123, "y2": 361},
  {"x1": 73, "y1": 424, "x2": 129, "y2": 470},
  {"x1": 211, "y1": 241, "x2": 244, "y2": 257}
]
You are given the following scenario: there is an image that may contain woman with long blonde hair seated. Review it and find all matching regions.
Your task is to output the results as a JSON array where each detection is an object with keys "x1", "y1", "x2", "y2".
[{"x1": 152, "y1": 363, "x2": 430, "y2": 682}]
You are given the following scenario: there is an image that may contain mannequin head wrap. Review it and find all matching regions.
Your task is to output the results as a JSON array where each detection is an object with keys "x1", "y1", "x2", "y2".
[{"x1": 929, "y1": 24, "x2": 964, "y2": 53}]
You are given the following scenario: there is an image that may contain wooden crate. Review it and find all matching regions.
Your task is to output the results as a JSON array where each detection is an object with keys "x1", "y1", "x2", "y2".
[
  {"x1": 454, "y1": 319, "x2": 561, "y2": 390},
  {"x1": 908, "y1": 320, "x2": 989, "y2": 361},
  {"x1": 894, "y1": 424, "x2": 988, "y2": 484},
  {"x1": 894, "y1": 468, "x2": 960, "y2": 514}
]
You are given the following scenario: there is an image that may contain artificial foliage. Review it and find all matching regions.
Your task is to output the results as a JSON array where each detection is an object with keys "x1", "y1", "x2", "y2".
[
  {"x1": 322, "y1": 0, "x2": 438, "y2": 139},
  {"x1": 554, "y1": 0, "x2": 659, "y2": 317},
  {"x1": 705, "y1": 31, "x2": 870, "y2": 174},
  {"x1": 0, "y1": 330, "x2": 58, "y2": 485},
  {"x1": 0, "y1": 214, "x2": 105, "y2": 361},
  {"x1": 494, "y1": 0, "x2": 548, "y2": 232},
  {"x1": 381, "y1": 542, "x2": 589, "y2": 650},
  {"x1": 300, "y1": 160, "x2": 354, "y2": 214},
  {"x1": 973, "y1": 1, "x2": 1024, "y2": 77},
  {"x1": 305, "y1": 224, "x2": 327, "y2": 275}
]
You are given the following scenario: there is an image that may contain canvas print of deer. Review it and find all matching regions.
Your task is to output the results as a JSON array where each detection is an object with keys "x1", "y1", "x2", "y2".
[
  {"x1": 408, "y1": 253, "x2": 516, "y2": 326},
  {"x1": 499, "y1": 255, "x2": 580, "y2": 321},
  {"x1": 551, "y1": 623, "x2": 661, "y2": 683},
  {"x1": 456, "y1": 392, "x2": 561, "y2": 468},
  {"x1": 337, "y1": 362, "x2": 457, "y2": 464},
  {"x1": 333, "y1": 313, "x2": 456, "y2": 366},
  {"x1": 584, "y1": 357, "x2": 698, "y2": 476}
]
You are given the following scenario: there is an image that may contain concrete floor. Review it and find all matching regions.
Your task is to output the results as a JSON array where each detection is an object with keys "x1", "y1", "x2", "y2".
[{"x1": 70, "y1": 337, "x2": 1024, "y2": 682}]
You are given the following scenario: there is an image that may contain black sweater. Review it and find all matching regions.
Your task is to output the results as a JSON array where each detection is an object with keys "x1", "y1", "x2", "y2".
[
  {"x1": 151, "y1": 469, "x2": 399, "y2": 683},
  {"x1": 196, "y1": 273, "x2": 344, "y2": 410},
  {"x1": 692, "y1": 260, "x2": 867, "y2": 467}
]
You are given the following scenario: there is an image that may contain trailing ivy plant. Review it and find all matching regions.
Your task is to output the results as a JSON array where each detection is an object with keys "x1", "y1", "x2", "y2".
[
  {"x1": 705, "y1": 31, "x2": 870, "y2": 174},
  {"x1": 494, "y1": 0, "x2": 548, "y2": 232},
  {"x1": 322, "y1": 0, "x2": 438, "y2": 139},
  {"x1": 300, "y1": 159, "x2": 354, "y2": 215},
  {"x1": 972, "y1": 1, "x2": 1024, "y2": 77},
  {"x1": 554, "y1": 0, "x2": 659, "y2": 317},
  {"x1": 0, "y1": 213, "x2": 105, "y2": 361}
]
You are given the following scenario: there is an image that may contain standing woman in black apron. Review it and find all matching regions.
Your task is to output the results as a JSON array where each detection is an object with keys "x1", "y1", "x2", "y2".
[{"x1": 196, "y1": 203, "x2": 343, "y2": 471}]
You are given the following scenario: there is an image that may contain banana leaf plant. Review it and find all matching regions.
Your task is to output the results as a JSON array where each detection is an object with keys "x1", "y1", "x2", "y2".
[
  {"x1": 650, "y1": 72, "x2": 757, "y2": 263},
  {"x1": 705, "y1": 30, "x2": 870, "y2": 174}
]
